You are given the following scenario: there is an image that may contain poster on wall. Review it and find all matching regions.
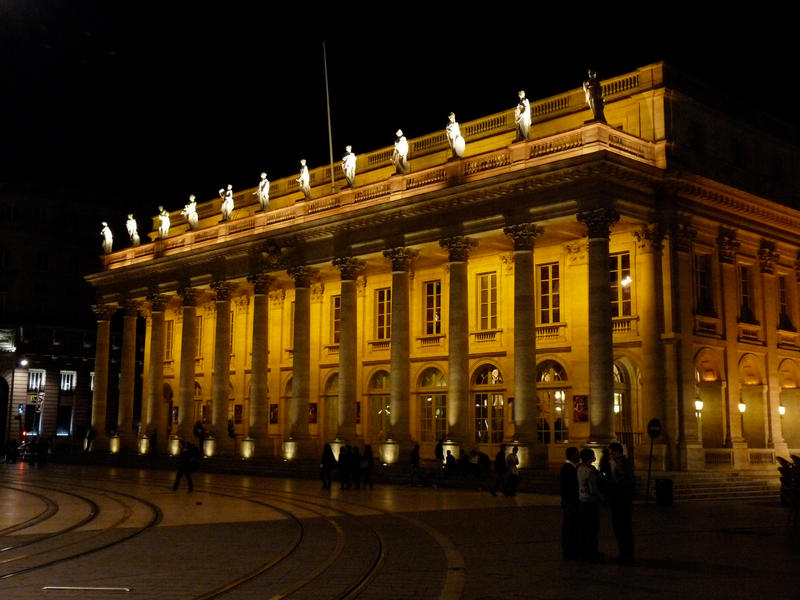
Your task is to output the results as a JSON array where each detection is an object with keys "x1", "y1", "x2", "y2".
[
  {"x1": 573, "y1": 395, "x2": 588, "y2": 422},
  {"x1": 269, "y1": 404, "x2": 279, "y2": 425}
]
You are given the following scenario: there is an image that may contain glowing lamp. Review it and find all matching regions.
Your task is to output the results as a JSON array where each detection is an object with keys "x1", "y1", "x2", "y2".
[
  {"x1": 240, "y1": 437, "x2": 255, "y2": 459},
  {"x1": 779, "y1": 405, "x2": 786, "y2": 416},
  {"x1": 738, "y1": 402, "x2": 746, "y2": 414},
  {"x1": 109, "y1": 435, "x2": 120, "y2": 454},
  {"x1": 694, "y1": 399, "x2": 704, "y2": 412}
]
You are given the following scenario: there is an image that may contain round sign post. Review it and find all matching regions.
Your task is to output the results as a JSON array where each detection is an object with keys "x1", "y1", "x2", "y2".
[{"x1": 645, "y1": 418, "x2": 662, "y2": 504}]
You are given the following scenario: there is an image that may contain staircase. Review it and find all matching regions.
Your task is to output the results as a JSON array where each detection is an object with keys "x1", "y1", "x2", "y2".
[{"x1": 637, "y1": 470, "x2": 781, "y2": 502}]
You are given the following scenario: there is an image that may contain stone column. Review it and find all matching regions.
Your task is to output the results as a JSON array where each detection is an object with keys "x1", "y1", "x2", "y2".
[
  {"x1": 90, "y1": 304, "x2": 116, "y2": 451},
  {"x1": 503, "y1": 223, "x2": 545, "y2": 467},
  {"x1": 634, "y1": 223, "x2": 669, "y2": 467},
  {"x1": 717, "y1": 231, "x2": 747, "y2": 466},
  {"x1": 382, "y1": 248, "x2": 416, "y2": 449},
  {"x1": 333, "y1": 257, "x2": 363, "y2": 443},
  {"x1": 439, "y1": 236, "x2": 476, "y2": 446},
  {"x1": 117, "y1": 300, "x2": 139, "y2": 452},
  {"x1": 247, "y1": 273, "x2": 272, "y2": 456},
  {"x1": 144, "y1": 294, "x2": 166, "y2": 452},
  {"x1": 759, "y1": 244, "x2": 788, "y2": 457},
  {"x1": 176, "y1": 287, "x2": 198, "y2": 443},
  {"x1": 577, "y1": 208, "x2": 619, "y2": 445},
  {"x1": 211, "y1": 281, "x2": 234, "y2": 455},
  {"x1": 672, "y1": 224, "x2": 705, "y2": 470},
  {"x1": 285, "y1": 266, "x2": 314, "y2": 457}
]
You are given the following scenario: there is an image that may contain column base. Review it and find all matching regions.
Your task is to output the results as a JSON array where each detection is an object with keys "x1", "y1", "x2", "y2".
[
  {"x1": 240, "y1": 437, "x2": 256, "y2": 459},
  {"x1": 117, "y1": 432, "x2": 139, "y2": 454},
  {"x1": 168, "y1": 434, "x2": 181, "y2": 456},
  {"x1": 772, "y1": 440, "x2": 790, "y2": 460},
  {"x1": 282, "y1": 436, "x2": 318, "y2": 460},
  {"x1": 678, "y1": 442, "x2": 706, "y2": 471}
]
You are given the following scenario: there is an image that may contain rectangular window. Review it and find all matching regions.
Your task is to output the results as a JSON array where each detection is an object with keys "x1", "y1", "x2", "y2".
[
  {"x1": 331, "y1": 295, "x2": 341, "y2": 344},
  {"x1": 694, "y1": 254, "x2": 715, "y2": 316},
  {"x1": 229, "y1": 310, "x2": 235, "y2": 356},
  {"x1": 477, "y1": 272, "x2": 498, "y2": 330},
  {"x1": 164, "y1": 319, "x2": 174, "y2": 361},
  {"x1": 195, "y1": 315, "x2": 203, "y2": 358},
  {"x1": 60, "y1": 370, "x2": 76, "y2": 393},
  {"x1": 739, "y1": 265, "x2": 757, "y2": 323},
  {"x1": 28, "y1": 369, "x2": 45, "y2": 392},
  {"x1": 538, "y1": 263, "x2": 561, "y2": 324},
  {"x1": 609, "y1": 252, "x2": 632, "y2": 318},
  {"x1": 56, "y1": 404, "x2": 72, "y2": 437},
  {"x1": 376, "y1": 288, "x2": 391, "y2": 340},
  {"x1": 420, "y1": 394, "x2": 447, "y2": 442},
  {"x1": 779, "y1": 276, "x2": 795, "y2": 331},
  {"x1": 424, "y1": 280, "x2": 442, "y2": 335}
]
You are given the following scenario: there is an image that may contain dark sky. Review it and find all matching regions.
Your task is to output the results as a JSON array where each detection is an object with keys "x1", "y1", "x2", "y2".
[{"x1": 1, "y1": 2, "x2": 794, "y2": 224}]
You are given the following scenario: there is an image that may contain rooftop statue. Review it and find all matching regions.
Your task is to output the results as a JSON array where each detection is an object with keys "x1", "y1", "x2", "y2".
[
  {"x1": 446, "y1": 112, "x2": 466, "y2": 158},
  {"x1": 297, "y1": 159, "x2": 311, "y2": 200},
  {"x1": 255, "y1": 172, "x2": 270, "y2": 211},
  {"x1": 158, "y1": 205, "x2": 171, "y2": 239},
  {"x1": 126, "y1": 214, "x2": 140, "y2": 247},
  {"x1": 341, "y1": 145, "x2": 357, "y2": 187},
  {"x1": 182, "y1": 195, "x2": 199, "y2": 230},
  {"x1": 392, "y1": 129, "x2": 410, "y2": 174},
  {"x1": 583, "y1": 69, "x2": 606, "y2": 122},
  {"x1": 100, "y1": 221, "x2": 113, "y2": 254},
  {"x1": 220, "y1": 185, "x2": 234, "y2": 221},
  {"x1": 515, "y1": 90, "x2": 531, "y2": 141}
]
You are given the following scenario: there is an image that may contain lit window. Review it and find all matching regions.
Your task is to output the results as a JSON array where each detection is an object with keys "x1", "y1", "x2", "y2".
[
  {"x1": 332, "y1": 295, "x2": 341, "y2": 344},
  {"x1": 164, "y1": 319, "x2": 174, "y2": 361},
  {"x1": 538, "y1": 263, "x2": 561, "y2": 324},
  {"x1": 28, "y1": 369, "x2": 45, "y2": 392},
  {"x1": 424, "y1": 280, "x2": 442, "y2": 335},
  {"x1": 609, "y1": 252, "x2": 632, "y2": 317},
  {"x1": 477, "y1": 272, "x2": 497, "y2": 330},
  {"x1": 195, "y1": 315, "x2": 203, "y2": 358},
  {"x1": 376, "y1": 288, "x2": 391, "y2": 340},
  {"x1": 229, "y1": 310, "x2": 235, "y2": 356},
  {"x1": 60, "y1": 370, "x2": 77, "y2": 392}
]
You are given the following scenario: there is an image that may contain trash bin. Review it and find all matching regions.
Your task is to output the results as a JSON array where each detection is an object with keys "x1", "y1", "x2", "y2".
[{"x1": 655, "y1": 478, "x2": 673, "y2": 506}]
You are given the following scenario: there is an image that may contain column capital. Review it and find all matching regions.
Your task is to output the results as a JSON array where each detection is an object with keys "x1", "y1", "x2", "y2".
[
  {"x1": 92, "y1": 304, "x2": 117, "y2": 321},
  {"x1": 670, "y1": 222, "x2": 697, "y2": 253},
  {"x1": 287, "y1": 265, "x2": 314, "y2": 287},
  {"x1": 383, "y1": 247, "x2": 418, "y2": 271},
  {"x1": 759, "y1": 242, "x2": 779, "y2": 275},
  {"x1": 632, "y1": 223, "x2": 665, "y2": 253},
  {"x1": 247, "y1": 273, "x2": 273, "y2": 294},
  {"x1": 177, "y1": 287, "x2": 198, "y2": 307},
  {"x1": 121, "y1": 299, "x2": 140, "y2": 317},
  {"x1": 333, "y1": 257, "x2": 365, "y2": 280},
  {"x1": 577, "y1": 208, "x2": 619, "y2": 239},
  {"x1": 269, "y1": 288, "x2": 286, "y2": 308},
  {"x1": 439, "y1": 236, "x2": 476, "y2": 262},
  {"x1": 503, "y1": 223, "x2": 544, "y2": 251},
  {"x1": 717, "y1": 229, "x2": 740, "y2": 265},
  {"x1": 211, "y1": 281, "x2": 232, "y2": 301},
  {"x1": 146, "y1": 293, "x2": 167, "y2": 312}
]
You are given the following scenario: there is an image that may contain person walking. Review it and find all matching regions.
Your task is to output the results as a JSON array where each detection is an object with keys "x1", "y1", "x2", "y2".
[
  {"x1": 490, "y1": 444, "x2": 507, "y2": 496},
  {"x1": 560, "y1": 447, "x2": 580, "y2": 560},
  {"x1": 577, "y1": 447, "x2": 603, "y2": 562},
  {"x1": 607, "y1": 442, "x2": 635, "y2": 563},
  {"x1": 172, "y1": 441, "x2": 199, "y2": 492}
]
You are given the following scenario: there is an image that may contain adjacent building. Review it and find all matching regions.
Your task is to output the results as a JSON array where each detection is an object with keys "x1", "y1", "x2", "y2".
[{"x1": 85, "y1": 63, "x2": 800, "y2": 472}]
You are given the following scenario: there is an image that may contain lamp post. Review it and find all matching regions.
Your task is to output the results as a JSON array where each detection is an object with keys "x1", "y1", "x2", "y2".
[{"x1": 738, "y1": 399, "x2": 746, "y2": 441}]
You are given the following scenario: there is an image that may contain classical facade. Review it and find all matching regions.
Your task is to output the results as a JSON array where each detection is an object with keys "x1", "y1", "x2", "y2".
[{"x1": 86, "y1": 63, "x2": 800, "y2": 471}]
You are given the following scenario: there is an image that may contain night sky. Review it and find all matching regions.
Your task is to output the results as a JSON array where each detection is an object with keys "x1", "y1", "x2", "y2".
[{"x1": 1, "y1": 3, "x2": 794, "y2": 226}]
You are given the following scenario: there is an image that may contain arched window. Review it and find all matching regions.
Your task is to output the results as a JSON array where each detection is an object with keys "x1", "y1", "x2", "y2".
[
  {"x1": 472, "y1": 364, "x2": 504, "y2": 445},
  {"x1": 419, "y1": 367, "x2": 447, "y2": 442},
  {"x1": 368, "y1": 370, "x2": 391, "y2": 441},
  {"x1": 536, "y1": 360, "x2": 569, "y2": 444}
]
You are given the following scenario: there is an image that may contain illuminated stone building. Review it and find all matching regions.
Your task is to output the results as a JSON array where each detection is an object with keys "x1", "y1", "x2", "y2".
[{"x1": 86, "y1": 63, "x2": 800, "y2": 472}]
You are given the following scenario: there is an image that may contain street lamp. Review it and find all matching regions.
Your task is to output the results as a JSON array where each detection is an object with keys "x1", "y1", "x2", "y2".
[{"x1": 779, "y1": 404, "x2": 786, "y2": 417}]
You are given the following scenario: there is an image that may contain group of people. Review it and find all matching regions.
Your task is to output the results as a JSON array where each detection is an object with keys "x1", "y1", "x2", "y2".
[
  {"x1": 489, "y1": 444, "x2": 521, "y2": 496},
  {"x1": 320, "y1": 443, "x2": 375, "y2": 491},
  {"x1": 560, "y1": 443, "x2": 635, "y2": 564}
]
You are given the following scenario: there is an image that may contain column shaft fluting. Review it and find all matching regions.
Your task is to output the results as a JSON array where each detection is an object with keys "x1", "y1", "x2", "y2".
[
  {"x1": 211, "y1": 283, "x2": 233, "y2": 454},
  {"x1": 288, "y1": 268, "x2": 311, "y2": 439},
  {"x1": 176, "y1": 290, "x2": 197, "y2": 441},
  {"x1": 144, "y1": 295, "x2": 166, "y2": 450},
  {"x1": 117, "y1": 302, "x2": 138, "y2": 449},
  {"x1": 249, "y1": 275, "x2": 271, "y2": 448},
  {"x1": 91, "y1": 305, "x2": 114, "y2": 449}
]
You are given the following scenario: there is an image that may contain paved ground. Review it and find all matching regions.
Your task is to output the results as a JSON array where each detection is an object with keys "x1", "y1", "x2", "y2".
[{"x1": 1, "y1": 461, "x2": 799, "y2": 599}]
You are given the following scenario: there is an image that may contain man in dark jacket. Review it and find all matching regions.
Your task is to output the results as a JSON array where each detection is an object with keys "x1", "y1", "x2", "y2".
[
  {"x1": 560, "y1": 446, "x2": 580, "y2": 559},
  {"x1": 490, "y1": 444, "x2": 507, "y2": 496}
]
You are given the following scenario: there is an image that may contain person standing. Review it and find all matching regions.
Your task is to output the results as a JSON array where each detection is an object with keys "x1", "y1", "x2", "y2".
[
  {"x1": 560, "y1": 447, "x2": 580, "y2": 560},
  {"x1": 361, "y1": 444, "x2": 375, "y2": 490},
  {"x1": 320, "y1": 443, "x2": 336, "y2": 490},
  {"x1": 505, "y1": 445, "x2": 520, "y2": 496},
  {"x1": 608, "y1": 442, "x2": 635, "y2": 563},
  {"x1": 172, "y1": 441, "x2": 198, "y2": 492},
  {"x1": 577, "y1": 447, "x2": 603, "y2": 562},
  {"x1": 490, "y1": 444, "x2": 507, "y2": 496}
]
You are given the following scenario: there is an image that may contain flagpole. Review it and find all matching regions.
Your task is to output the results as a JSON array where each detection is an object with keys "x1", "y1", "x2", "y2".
[{"x1": 323, "y1": 42, "x2": 335, "y2": 190}]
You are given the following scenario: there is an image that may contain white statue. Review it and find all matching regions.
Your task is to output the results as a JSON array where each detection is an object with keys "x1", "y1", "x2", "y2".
[
  {"x1": 391, "y1": 129, "x2": 409, "y2": 174},
  {"x1": 220, "y1": 185, "x2": 234, "y2": 221},
  {"x1": 182, "y1": 195, "x2": 199, "y2": 230},
  {"x1": 297, "y1": 159, "x2": 311, "y2": 200},
  {"x1": 100, "y1": 222, "x2": 113, "y2": 254},
  {"x1": 255, "y1": 172, "x2": 270, "y2": 211},
  {"x1": 341, "y1": 145, "x2": 357, "y2": 187},
  {"x1": 158, "y1": 205, "x2": 170, "y2": 239},
  {"x1": 126, "y1": 214, "x2": 140, "y2": 247},
  {"x1": 515, "y1": 90, "x2": 531, "y2": 141},
  {"x1": 446, "y1": 112, "x2": 466, "y2": 158}
]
